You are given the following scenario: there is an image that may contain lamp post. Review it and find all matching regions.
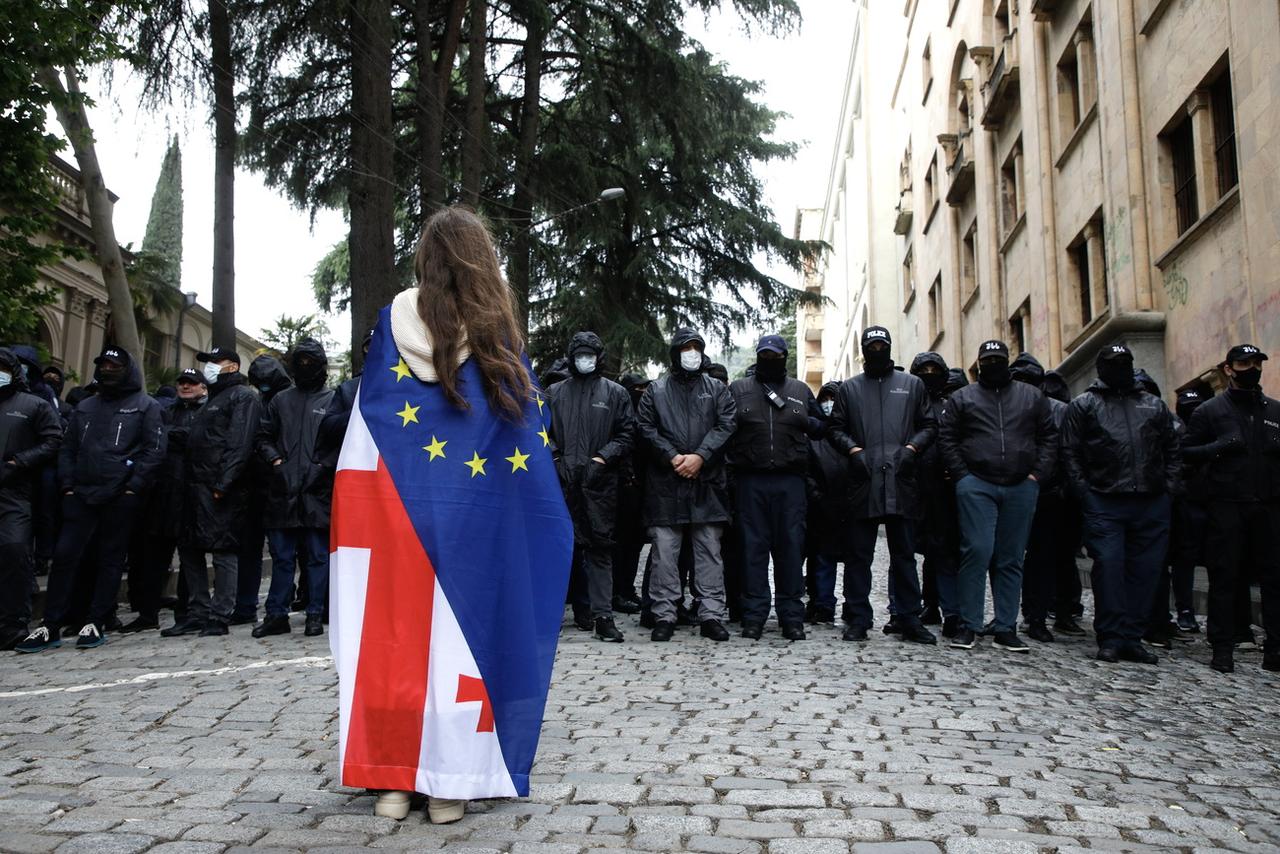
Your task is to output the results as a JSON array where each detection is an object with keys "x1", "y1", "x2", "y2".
[
  {"x1": 173, "y1": 290, "x2": 199, "y2": 371},
  {"x1": 525, "y1": 187, "x2": 626, "y2": 231}
]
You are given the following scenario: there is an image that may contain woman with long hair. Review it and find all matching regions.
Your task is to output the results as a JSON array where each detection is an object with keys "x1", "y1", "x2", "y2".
[{"x1": 329, "y1": 207, "x2": 573, "y2": 824}]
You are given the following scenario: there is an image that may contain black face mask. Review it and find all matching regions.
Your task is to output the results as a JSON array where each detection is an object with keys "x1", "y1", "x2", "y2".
[
  {"x1": 1176, "y1": 402, "x2": 1202, "y2": 423},
  {"x1": 1097, "y1": 358, "x2": 1135, "y2": 392},
  {"x1": 978, "y1": 361, "x2": 1011, "y2": 388},
  {"x1": 1232, "y1": 368, "x2": 1262, "y2": 390},
  {"x1": 863, "y1": 348, "x2": 893, "y2": 377},
  {"x1": 293, "y1": 360, "x2": 326, "y2": 390},
  {"x1": 918, "y1": 371, "x2": 946, "y2": 396},
  {"x1": 755, "y1": 359, "x2": 785, "y2": 383}
]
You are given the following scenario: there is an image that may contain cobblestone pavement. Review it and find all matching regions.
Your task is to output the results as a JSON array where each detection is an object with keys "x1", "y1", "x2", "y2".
[{"x1": 1, "y1": 544, "x2": 1278, "y2": 854}]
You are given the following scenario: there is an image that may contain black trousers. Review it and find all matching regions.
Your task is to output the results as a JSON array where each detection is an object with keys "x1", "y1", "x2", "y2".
[
  {"x1": 1022, "y1": 492, "x2": 1082, "y2": 624},
  {"x1": 844, "y1": 515, "x2": 922, "y2": 631},
  {"x1": 1081, "y1": 492, "x2": 1170, "y2": 648},
  {"x1": 44, "y1": 493, "x2": 141, "y2": 630},
  {"x1": 737, "y1": 472, "x2": 807, "y2": 627},
  {"x1": 131, "y1": 535, "x2": 177, "y2": 621},
  {"x1": 1205, "y1": 501, "x2": 1280, "y2": 652},
  {"x1": 611, "y1": 540, "x2": 642, "y2": 600},
  {"x1": 568, "y1": 543, "x2": 613, "y2": 619}
]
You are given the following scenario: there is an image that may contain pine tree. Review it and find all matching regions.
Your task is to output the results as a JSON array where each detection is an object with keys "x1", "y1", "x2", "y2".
[{"x1": 141, "y1": 137, "x2": 184, "y2": 292}]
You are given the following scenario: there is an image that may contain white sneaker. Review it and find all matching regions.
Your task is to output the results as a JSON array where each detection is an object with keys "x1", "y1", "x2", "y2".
[
  {"x1": 374, "y1": 790, "x2": 411, "y2": 820},
  {"x1": 427, "y1": 796, "x2": 466, "y2": 824}
]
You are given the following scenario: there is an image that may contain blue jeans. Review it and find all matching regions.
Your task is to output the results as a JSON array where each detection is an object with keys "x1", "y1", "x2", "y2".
[
  {"x1": 805, "y1": 554, "x2": 837, "y2": 612},
  {"x1": 1080, "y1": 492, "x2": 1171, "y2": 648},
  {"x1": 955, "y1": 475, "x2": 1039, "y2": 634},
  {"x1": 265, "y1": 528, "x2": 329, "y2": 618}
]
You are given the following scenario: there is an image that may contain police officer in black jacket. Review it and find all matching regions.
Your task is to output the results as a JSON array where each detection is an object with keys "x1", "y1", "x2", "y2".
[
  {"x1": 1184, "y1": 344, "x2": 1280, "y2": 674},
  {"x1": 729, "y1": 334, "x2": 821, "y2": 641},
  {"x1": 1062, "y1": 343, "x2": 1181, "y2": 665},
  {"x1": 18, "y1": 346, "x2": 165, "y2": 653},
  {"x1": 122, "y1": 369, "x2": 206, "y2": 633},
  {"x1": 546, "y1": 331, "x2": 636, "y2": 643},
  {"x1": 0, "y1": 348, "x2": 62, "y2": 650},
  {"x1": 827, "y1": 326, "x2": 937, "y2": 645}
]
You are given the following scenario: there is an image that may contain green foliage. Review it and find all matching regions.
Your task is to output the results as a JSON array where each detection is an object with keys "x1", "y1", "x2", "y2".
[
  {"x1": 259, "y1": 313, "x2": 332, "y2": 354},
  {"x1": 778, "y1": 314, "x2": 797, "y2": 378},
  {"x1": 312, "y1": 239, "x2": 350, "y2": 313},
  {"x1": 140, "y1": 136, "x2": 183, "y2": 291}
]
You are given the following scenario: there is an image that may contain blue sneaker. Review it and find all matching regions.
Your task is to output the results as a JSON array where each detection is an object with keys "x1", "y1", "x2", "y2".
[
  {"x1": 14, "y1": 626, "x2": 62, "y2": 654},
  {"x1": 74, "y1": 623, "x2": 106, "y2": 649}
]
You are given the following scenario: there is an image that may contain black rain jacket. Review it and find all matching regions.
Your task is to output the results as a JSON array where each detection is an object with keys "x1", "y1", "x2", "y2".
[
  {"x1": 636, "y1": 329, "x2": 736, "y2": 527},
  {"x1": 1184, "y1": 386, "x2": 1280, "y2": 502},
  {"x1": 728, "y1": 373, "x2": 820, "y2": 477},
  {"x1": 939, "y1": 378, "x2": 1059, "y2": 486},
  {"x1": 257, "y1": 339, "x2": 335, "y2": 529},
  {"x1": 827, "y1": 366, "x2": 936, "y2": 520},
  {"x1": 146, "y1": 395, "x2": 203, "y2": 539},
  {"x1": 546, "y1": 332, "x2": 636, "y2": 546},
  {"x1": 806, "y1": 381, "x2": 851, "y2": 555},
  {"x1": 185, "y1": 373, "x2": 261, "y2": 550},
  {"x1": 1061, "y1": 379, "x2": 1182, "y2": 498},
  {"x1": 0, "y1": 367, "x2": 62, "y2": 545},
  {"x1": 58, "y1": 354, "x2": 165, "y2": 504}
]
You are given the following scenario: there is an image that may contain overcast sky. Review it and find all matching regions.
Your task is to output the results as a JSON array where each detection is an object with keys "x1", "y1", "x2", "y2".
[{"x1": 74, "y1": 0, "x2": 855, "y2": 358}]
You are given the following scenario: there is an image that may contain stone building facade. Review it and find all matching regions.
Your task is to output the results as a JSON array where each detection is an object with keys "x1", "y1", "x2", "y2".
[
  {"x1": 798, "y1": 0, "x2": 1280, "y2": 396},
  {"x1": 29, "y1": 156, "x2": 262, "y2": 387}
]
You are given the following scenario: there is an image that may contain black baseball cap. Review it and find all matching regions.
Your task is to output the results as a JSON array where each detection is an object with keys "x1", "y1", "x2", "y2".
[
  {"x1": 93, "y1": 346, "x2": 129, "y2": 366},
  {"x1": 197, "y1": 345, "x2": 242, "y2": 365},
  {"x1": 977, "y1": 340, "x2": 1010, "y2": 361},
  {"x1": 176, "y1": 368, "x2": 206, "y2": 386},
  {"x1": 1097, "y1": 343, "x2": 1133, "y2": 362},
  {"x1": 756, "y1": 334, "x2": 788, "y2": 355},
  {"x1": 1176, "y1": 387, "x2": 1206, "y2": 406},
  {"x1": 862, "y1": 326, "x2": 891, "y2": 347},
  {"x1": 1225, "y1": 344, "x2": 1268, "y2": 364}
]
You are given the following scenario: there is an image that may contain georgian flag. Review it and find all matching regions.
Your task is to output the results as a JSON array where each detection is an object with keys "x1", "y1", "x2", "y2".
[{"x1": 330, "y1": 307, "x2": 572, "y2": 799}]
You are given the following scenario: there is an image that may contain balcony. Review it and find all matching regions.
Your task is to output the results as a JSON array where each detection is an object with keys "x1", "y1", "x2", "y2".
[
  {"x1": 803, "y1": 313, "x2": 824, "y2": 341},
  {"x1": 981, "y1": 32, "x2": 1020, "y2": 129},
  {"x1": 894, "y1": 190, "x2": 913, "y2": 235},
  {"x1": 804, "y1": 355, "x2": 824, "y2": 382},
  {"x1": 1030, "y1": 0, "x2": 1060, "y2": 20},
  {"x1": 942, "y1": 131, "x2": 975, "y2": 205}
]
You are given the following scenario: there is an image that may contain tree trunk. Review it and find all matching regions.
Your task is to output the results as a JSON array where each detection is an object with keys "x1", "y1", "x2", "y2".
[
  {"x1": 349, "y1": 0, "x2": 397, "y2": 365},
  {"x1": 508, "y1": 1, "x2": 545, "y2": 329},
  {"x1": 415, "y1": 0, "x2": 466, "y2": 216},
  {"x1": 210, "y1": 0, "x2": 236, "y2": 349},
  {"x1": 460, "y1": 0, "x2": 488, "y2": 206},
  {"x1": 38, "y1": 65, "x2": 146, "y2": 386}
]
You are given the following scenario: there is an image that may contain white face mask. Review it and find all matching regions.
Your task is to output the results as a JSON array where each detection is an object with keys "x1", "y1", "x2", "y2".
[
  {"x1": 574, "y1": 355, "x2": 598, "y2": 375},
  {"x1": 0, "y1": 371, "x2": 11, "y2": 389},
  {"x1": 202, "y1": 362, "x2": 223, "y2": 384},
  {"x1": 679, "y1": 350, "x2": 703, "y2": 372},
  {"x1": 820, "y1": 400, "x2": 834, "y2": 417}
]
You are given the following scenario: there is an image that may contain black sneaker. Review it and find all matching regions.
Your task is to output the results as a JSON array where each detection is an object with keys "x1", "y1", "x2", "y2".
[
  {"x1": 593, "y1": 617, "x2": 624, "y2": 643},
  {"x1": 304, "y1": 615, "x2": 324, "y2": 637},
  {"x1": 611, "y1": 595, "x2": 641, "y2": 615},
  {"x1": 700, "y1": 620, "x2": 729, "y2": 642},
  {"x1": 14, "y1": 626, "x2": 61, "y2": 654},
  {"x1": 1024, "y1": 622, "x2": 1054, "y2": 643},
  {"x1": 161, "y1": 620, "x2": 203, "y2": 638},
  {"x1": 676, "y1": 605, "x2": 697, "y2": 626},
  {"x1": 920, "y1": 606, "x2": 942, "y2": 626},
  {"x1": 842, "y1": 625, "x2": 869, "y2": 642},
  {"x1": 900, "y1": 624, "x2": 937, "y2": 645},
  {"x1": 741, "y1": 622, "x2": 763, "y2": 640},
  {"x1": 1096, "y1": 645, "x2": 1121, "y2": 663},
  {"x1": 1142, "y1": 631, "x2": 1173, "y2": 650},
  {"x1": 941, "y1": 615, "x2": 961, "y2": 638},
  {"x1": 120, "y1": 616, "x2": 160, "y2": 634},
  {"x1": 1210, "y1": 646, "x2": 1234, "y2": 673},
  {"x1": 75, "y1": 623, "x2": 106, "y2": 649},
  {"x1": 572, "y1": 608, "x2": 592, "y2": 632},
  {"x1": 882, "y1": 616, "x2": 902, "y2": 635},
  {"x1": 781, "y1": 624, "x2": 806, "y2": 641},
  {"x1": 199, "y1": 623, "x2": 229, "y2": 637},
  {"x1": 1119, "y1": 643, "x2": 1158, "y2": 665},
  {"x1": 650, "y1": 621, "x2": 674, "y2": 642},
  {"x1": 950, "y1": 628, "x2": 976, "y2": 649},
  {"x1": 979, "y1": 620, "x2": 996, "y2": 637},
  {"x1": 1235, "y1": 629, "x2": 1259, "y2": 651},
  {"x1": 1053, "y1": 617, "x2": 1087, "y2": 636},
  {"x1": 993, "y1": 631, "x2": 1030, "y2": 653},
  {"x1": 252, "y1": 615, "x2": 291, "y2": 638},
  {"x1": 1175, "y1": 610, "x2": 1200, "y2": 634}
]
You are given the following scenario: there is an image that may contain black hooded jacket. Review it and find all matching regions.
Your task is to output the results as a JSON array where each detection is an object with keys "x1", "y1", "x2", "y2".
[
  {"x1": 1062, "y1": 379, "x2": 1182, "y2": 498},
  {"x1": 807, "y1": 381, "x2": 851, "y2": 554},
  {"x1": 147, "y1": 394, "x2": 204, "y2": 539},
  {"x1": 940, "y1": 372, "x2": 1059, "y2": 486},
  {"x1": 1184, "y1": 385, "x2": 1280, "y2": 502},
  {"x1": 185, "y1": 371, "x2": 262, "y2": 549},
  {"x1": 256, "y1": 338, "x2": 336, "y2": 529},
  {"x1": 0, "y1": 349, "x2": 62, "y2": 508},
  {"x1": 635, "y1": 328, "x2": 737, "y2": 526},
  {"x1": 248, "y1": 354, "x2": 293, "y2": 405},
  {"x1": 546, "y1": 331, "x2": 636, "y2": 546},
  {"x1": 58, "y1": 351, "x2": 165, "y2": 504},
  {"x1": 827, "y1": 360, "x2": 937, "y2": 520}
]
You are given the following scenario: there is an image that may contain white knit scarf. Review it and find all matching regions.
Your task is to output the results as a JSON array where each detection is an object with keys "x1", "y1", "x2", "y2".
[{"x1": 389, "y1": 288, "x2": 470, "y2": 382}]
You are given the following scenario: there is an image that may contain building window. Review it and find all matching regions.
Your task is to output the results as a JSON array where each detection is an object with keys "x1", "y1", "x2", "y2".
[
  {"x1": 928, "y1": 274, "x2": 943, "y2": 344},
  {"x1": 1057, "y1": 49, "x2": 1081, "y2": 141},
  {"x1": 961, "y1": 222, "x2": 978, "y2": 306},
  {"x1": 1210, "y1": 72, "x2": 1238, "y2": 197},
  {"x1": 1000, "y1": 140, "x2": 1023, "y2": 237},
  {"x1": 1070, "y1": 239, "x2": 1092, "y2": 326},
  {"x1": 992, "y1": 0, "x2": 1011, "y2": 43},
  {"x1": 1168, "y1": 116, "x2": 1198, "y2": 234},
  {"x1": 1057, "y1": 14, "x2": 1098, "y2": 148},
  {"x1": 922, "y1": 39, "x2": 933, "y2": 104},
  {"x1": 1009, "y1": 299, "x2": 1030, "y2": 356},
  {"x1": 1066, "y1": 215, "x2": 1108, "y2": 335},
  {"x1": 923, "y1": 152, "x2": 938, "y2": 217},
  {"x1": 903, "y1": 247, "x2": 915, "y2": 305}
]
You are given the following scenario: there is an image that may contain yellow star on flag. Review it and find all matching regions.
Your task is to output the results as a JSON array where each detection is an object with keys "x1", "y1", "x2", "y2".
[
  {"x1": 422, "y1": 436, "x2": 447, "y2": 460},
  {"x1": 396, "y1": 402, "x2": 420, "y2": 426},
  {"x1": 465, "y1": 451, "x2": 488, "y2": 478},
  {"x1": 537, "y1": 427, "x2": 551, "y2": 447},
  {"x1": 506, "y1": 447, "x2": 531, "y2": 473},
  {"x1": 535, "y1": 395, "x2": 545, "y2": 414},
  {"x1": 390, "y1": 358, "x2": 412, "y2": 382}
]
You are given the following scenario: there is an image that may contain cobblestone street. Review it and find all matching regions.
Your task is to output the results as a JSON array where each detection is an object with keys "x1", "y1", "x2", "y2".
[{"x1": 1, "y1": 546, "x2": 1278, "y2": 854}]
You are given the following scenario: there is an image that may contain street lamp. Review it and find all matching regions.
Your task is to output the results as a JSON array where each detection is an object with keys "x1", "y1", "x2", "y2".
[
  {"x1": 173, "y1": 290, "x2": 199, "y2": 372},
  {"x1": 525, "y1": 187, "x2": 626, "y2": 230}
]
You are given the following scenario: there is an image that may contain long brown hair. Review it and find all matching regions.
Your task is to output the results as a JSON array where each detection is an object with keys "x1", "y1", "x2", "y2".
[{"x1": 414, "y1": 206, "x2": 532, "y2": 421}]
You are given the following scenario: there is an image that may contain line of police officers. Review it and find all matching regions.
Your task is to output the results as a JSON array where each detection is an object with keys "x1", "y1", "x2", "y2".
[
  {"x1": 543, "y1": 327, "x2": 1279, "y2": 675},
  {"x1": 0, "y1": 336, "x2": 353, "y2": 654}
]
